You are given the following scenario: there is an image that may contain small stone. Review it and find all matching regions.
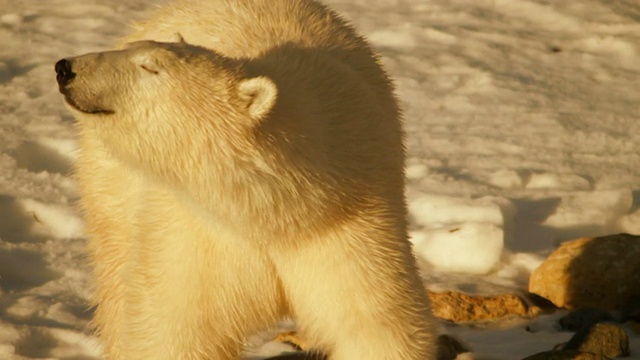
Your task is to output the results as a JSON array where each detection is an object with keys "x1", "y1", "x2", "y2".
[
  {"x1": 428, "y1": 290, "x2": 537, "y2": 323},
  {"x1": 559, "y1": 309, "x2": 614, "y2": 332},
  {"x1": 274, "y1": 331, "x2": 309, "y2": 351},
  {"x1": 563, "y1": 323, "x2": 629, "y2": 358},
  {"x1": 271, "y1": 332, "x2": 325, "y2": 359},
  {"x1": 529, "y1": 233, "x2": 640, "y2": 311},
  {"x1": 0, "y1": 13, "x2": 23, "y2": 26}
]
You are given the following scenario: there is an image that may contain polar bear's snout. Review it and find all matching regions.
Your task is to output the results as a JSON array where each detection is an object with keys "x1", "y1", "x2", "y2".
[
  {"x1": 54, "y1": 54, "x2": 118, "y2": 115},
  {"x1": 55, "y1": 59, "x2": 75, "y2": 91}
]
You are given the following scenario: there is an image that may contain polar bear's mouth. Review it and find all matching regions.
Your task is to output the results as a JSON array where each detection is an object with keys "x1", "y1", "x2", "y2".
[{"x1": 64, "y1": 96, "x2": 114, "y2": 115}]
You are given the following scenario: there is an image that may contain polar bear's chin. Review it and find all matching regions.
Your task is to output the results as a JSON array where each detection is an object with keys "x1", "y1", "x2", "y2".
[{"x1": 65, "y1": 96, "x2": 114, "y2": 115}]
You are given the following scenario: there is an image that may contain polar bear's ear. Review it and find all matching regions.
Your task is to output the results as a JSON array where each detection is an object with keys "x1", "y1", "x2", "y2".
[
  {"x1": 237, "y1": 77, "x2": 277, "y2": 121},
  {"x1": 172, "y1": 32, "x2": 186, "y2": 43}
]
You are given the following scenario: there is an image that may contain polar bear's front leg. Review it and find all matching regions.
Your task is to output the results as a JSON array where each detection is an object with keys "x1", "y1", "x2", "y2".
[
  {"x1": 86, "y1": 219, "x2": 134, "y2": 359},
  {"x1": 103, "y1": 194, "x2": 287, "y2": 360},
  {"x1": 75, "y1": 140, "x2": 141, "y2": 359},
  {"x1": 269, "y1": 219, "x2": 437, "y2": 360}
]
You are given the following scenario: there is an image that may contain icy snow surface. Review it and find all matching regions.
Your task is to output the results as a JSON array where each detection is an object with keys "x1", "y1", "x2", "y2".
[{"x1": 1, "y1": 0, "x2": 639, "y2": 358}]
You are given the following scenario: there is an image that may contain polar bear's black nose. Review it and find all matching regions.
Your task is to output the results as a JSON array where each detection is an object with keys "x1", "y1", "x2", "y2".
[{"x1": 55, "y1": 59, "x2": 75, "y2": 90}]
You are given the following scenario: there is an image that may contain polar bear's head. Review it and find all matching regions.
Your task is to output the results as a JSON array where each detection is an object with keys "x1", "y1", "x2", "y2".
[
  {"x1": 56, "y1": 40, "x2": 277, "y2": 134},
  {"x1": 56, "y1": 40, "x2": 281, "y2": 179}
]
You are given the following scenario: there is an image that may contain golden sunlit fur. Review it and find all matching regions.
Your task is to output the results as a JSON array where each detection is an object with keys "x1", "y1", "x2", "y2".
[{"x1": 63, "y1": 0, "x2": 436, "y2": 359}]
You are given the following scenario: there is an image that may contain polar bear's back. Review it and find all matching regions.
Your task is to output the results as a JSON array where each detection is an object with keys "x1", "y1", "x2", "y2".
[
  {"x1": 120, "y1": 0, "x2": 396, "y2": 113},
  {"x1": 121, "y1": 0, "x2": 370, "y2": 59}
]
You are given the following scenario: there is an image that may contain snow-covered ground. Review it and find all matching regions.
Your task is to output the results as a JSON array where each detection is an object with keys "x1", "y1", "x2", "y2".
[{"x1": 1, "y1": 0, "x2": 639, "y2": 358}]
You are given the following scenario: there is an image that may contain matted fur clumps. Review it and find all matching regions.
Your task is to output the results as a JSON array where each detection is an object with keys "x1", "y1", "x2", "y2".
[{"x1": 56, "y1": 0, "x2": 437, "y2": 359}]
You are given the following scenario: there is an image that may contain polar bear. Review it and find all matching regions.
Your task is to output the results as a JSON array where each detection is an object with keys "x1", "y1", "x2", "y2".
[{"x1": 55, "y1": 0, "x2": 436, "y2": 359}]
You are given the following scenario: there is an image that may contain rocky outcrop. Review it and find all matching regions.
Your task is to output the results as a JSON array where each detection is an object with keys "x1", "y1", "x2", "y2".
[{"x1": 529, "y1": 233, "x2": 640, "y2": 311}]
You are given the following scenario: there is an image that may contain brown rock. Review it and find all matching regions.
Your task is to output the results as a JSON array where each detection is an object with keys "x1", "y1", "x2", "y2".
[
  {"x1": 428, "y1": 290, "x2": 538, "y2": 322},
  {"x1": 529, "y1": 233, "x2": 640, "y2": 311},
  {"x1": 563, "y1": 323, "x2": 630, "y2": 358},
  {"x1": 521, "y1": 350, "x2": 610, "y2": 360}
]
